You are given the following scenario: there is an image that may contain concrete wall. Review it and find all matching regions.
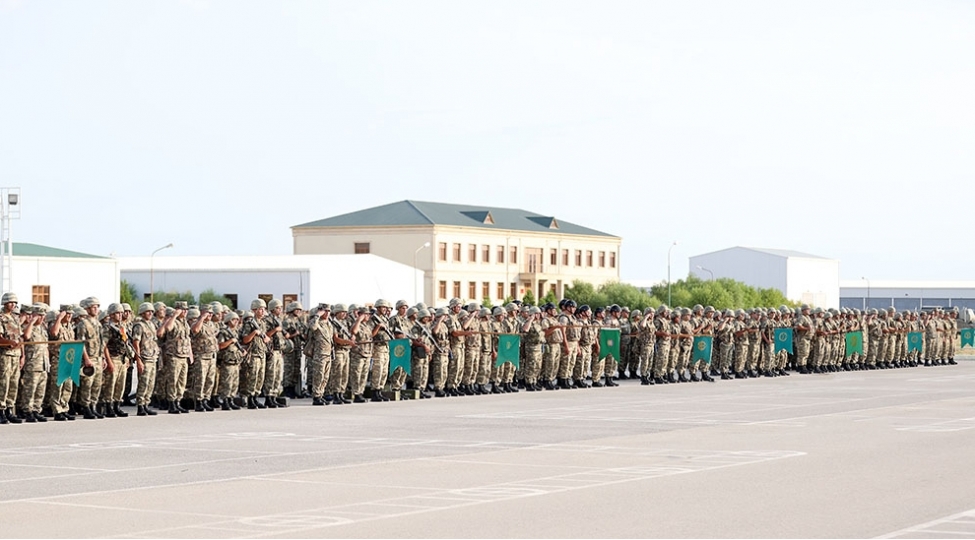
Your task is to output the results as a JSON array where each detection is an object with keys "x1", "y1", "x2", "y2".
[{"x1": 11, "y1": 256, "x2": 120, "y2": 307}]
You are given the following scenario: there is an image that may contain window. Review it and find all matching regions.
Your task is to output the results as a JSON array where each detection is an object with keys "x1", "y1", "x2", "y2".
[
  {"x1": 482, "y1": 282, "x2": 490, "y2": 299},
  {"x1": 550, "y1": 249, "x2": 557, "y2": 266},
  {"x1": 438, "y1": 281, "x2": 447, "y2": 299},
  {"x1": 453, "y1": 281, "x2": 461, "y2": 298},
  {"x1": 223, "y1": 294, "x2": 238, "y2": 309},
  {"x1": 497, "y1": 246, "x2": 505, "y2": 264},
  {"x1": 32, "y1": 285, "x2": 50, "y2": 305},
  {"x1": 283, "y1": 294, "x2": 298, "y2": 306},
  {"x1": 586, "y1": 251, "x2": 593, "y2": 267},
  {"x1": 258, "y1": 294, "x2": 273, "y2": 305},
  {"x1": 610, "y1": 252, "x2": 616, "y2": 268},
  {"x1": 468, "y1": 282, "x2": 476, "y2": 299},
  {"x1": 482, "y1": 245, "x2": 490, "y2": 263},
  {"x1": 599, "y1": 251, "x2": 606, "y2": 268},
  {"x1": 575, "y1": 250, "x2": 582, "y2": 266},
  {"x1": 510, "y1": 283, "x2": 517, "y2": 298},
  {"x1": 469, "y1": 244, "x2": 477, "y2": 263},
  {"x1": 354, "y1": 242, "x2": 370, "y2": 254},
  {"x1": 497, "y1": 283, "x2": 504, "y2": 299},
  {"x1": 562, "y1": 249, "x2": 569, "y2": 266},
  {"x1": 510, "y1": 246, "x2": 518, "y2": 264},
  {"x1": 438, "y1": 242, "x2": 447, "y2": 261}
]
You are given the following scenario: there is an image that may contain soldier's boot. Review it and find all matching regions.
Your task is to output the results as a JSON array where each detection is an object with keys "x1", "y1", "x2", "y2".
[
  {"x1": 80, "y1": 406, "x2": 96, "y2": 420},
  {"x1": 949, "y1": 358, "x2": 958, "y2": 365},
  {"x1": 510, "y1": 382, "x2": 520, "y2": 392},
  {"x1": 640, "y1": 375, "x2": 650, "y2": 385},
  {"x1": 312, "y1": 396, "x2": 327, "y2": 406},
  {"x1": 194, "y1": 400, "x2": 206, "y2": 412},
  {"x1": 136, "y1": 405, "x2": 148, "y2": 416},
  {"x1": 254, "y1": 396, "x2": 267, "y2": 409},
  {"x1": 175, "y1": 401, "x2": 189, "y2": 414},
  {"x1": 264, "y1": 396, "x2": 279, "y2": 408},
  {"x1": 114, "y1": 402, "x2": 129, "y2": 417},
  {"x1": 352, "y1": 394, "x2": 366, "y2": 403},
  {"x1": 219, "y1": 398, "x2": 231, "y2": 410},
  {"x1": 605, "y1": 377, "x2": 619, "y2": 387},
  {"x1": 24, "y1": 410, "x2": 37, "y2": 422},
  {"x1": 228, "y1": 397, "x2": 241, "y2": 410},
  {"x1": 167, "y1": 400, "x2": 180, "y2": 414},
  {"x1": 489, "y1": 383, "x2": 502, "y2": 394},
  {"x1": 42, "y1": 406, "x2": 54, "y2": 418},
  {"x1": 0, "y1": 410, "x2": 7, "y2": 424},
  {"x1": 434, "y1": 389, "x2": 446, "y2": 398},
  {"x1": 101, "y1": 403, "x2": 116, "y2": 418},
  {"x1": 92, "y1": 403, "x2": 105, "y2": 418},
  {"x1": 202, "y1": 399, "x2": 214, "y2": 411}
]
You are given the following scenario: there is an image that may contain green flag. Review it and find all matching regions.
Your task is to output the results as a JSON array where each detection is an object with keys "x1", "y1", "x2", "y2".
[
  {"x1": 845, "y1": 331, "x2": 863, "y2": 357},
  {"x1": 389, "y1": 339, "x2": 411, "y2": 375},
  {"x1": 774, "y1": 328, "x2": 793, "y2": 354},
  {"x1": 599, "y1": 328, "x2": 620, "y2": 361},
  {"x1": 57, "y1": 343, "x2": 84, "y2": 386},
  {"x1": 961, "y1": 328, "x2": 975, "y2": 348},
  {"x1": 692, "y1": 336, "x2": 713, "y2": 363},
  {"x1": 496, "y1": 334, "x2": 520, "y2": 367},
  {"x1": 907, "y1": 332, "x2": 923, "y2": 353}
]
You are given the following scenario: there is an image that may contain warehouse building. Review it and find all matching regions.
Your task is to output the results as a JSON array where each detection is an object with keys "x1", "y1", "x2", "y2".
[
  {"x1": 292, "y1": 200, "x2": 622, "y2": 306},
  {"x1": 839, "y1": 280, "x2": 975, "y2": 311}
]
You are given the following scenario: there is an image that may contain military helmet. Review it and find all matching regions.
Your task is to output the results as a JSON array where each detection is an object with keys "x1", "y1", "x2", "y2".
[
  {"x1": 348, "y1": 304, "x2": 359, "y2": 313},
  {"x1": 417, "y1": 309, "x2": 431, "y2": 319},
  {"x1": 250, "y1": 299, "x2": 267, "y2": 310},
  {"x1": 98, "y1": 310, "x2": 108, "y2": 321},
  {"x1": 529, "y1": 306, "x2": 541, "y2": 315},
  {"x1": 457, "y1": 310, "x2": 469, "y2": 319},
  {"x1": 266, "y1": 299, "x2": 282, "y2": 310},
  {"x1": 577, "y1": 304, "x2": 590, "y2": 314},
  {"x1": 187, "y1": 308, "x2": 201, "y2": 319},
  {"x1": 406, "y1": 307, "x2": 418, "y2": 318},
  {"x1": 153, "y1": 301, "x2": 166, "y2": 311},
  {"x1": 478, "y1": 307, "x2": 490, "y2": 317},
  {"x1": 448, "y1": 297, "x2": 462, "y2": 307},
  {"x1": 331, "y1": 303, "x2": 348, "y2": 313},
  {"x1": 107, "y1": 303, "x2": 124, "y2": 315},
  {"x1": 199, "y1": 304, "x2": 211, "y2": 314},
  {"x1": 137, "y1": 302, "x2": 154, "y2": 315},
  {"x1": 609, "y1": 305, "x2": 621, "y2": 313},
  {"x1": 466, "y1": 302, "x2": 480, "y2": 312},
  {"x1": 45, "y1": 311, "x2": 57, "y2": 323},
  {"x1": 704, "y1": 306, "x2": 714, "y2": 313},
  {"x1": 285, "y1": 301, "x2": 302, "y2": 313},
  {"x1": 564, "y1": 299, "x2": 577, "y2": 309},
  {"x1": 0, "y1": 292, "x2": 17, "y2": 304},
  {"x1": 395, "y1": 300, "x2": 409, "y2": 309},
  {"x1": 435, "y1": 307, "x2": 448, "y2": 317},
  {"x1": 415, "y1": 302, "x2": 428, "y2": 311},
  {"x1": 80, "y1": 296, "x2": 101, "y2": 309},
  {"x1": 506, "y1": 303, "x2": 518, "y2": 312},
  {"x1": 692, "y1": 304, "x2": 703, "y2": 312},
  {"x1": 375, "y1": 299, "x2": 391, "y2": 309},
  {"x1": 492, "y1": 306, "x2": 504, "y2": 317},
  {"x1": 593, "y1": 306, "x2": 605, "y2": 315},
  {"x1": 223, "y1": 311, "x2": 239, "y2": 324},
  {"x1": 656, "y1": 305, "x2": 667, "y2": 315}
]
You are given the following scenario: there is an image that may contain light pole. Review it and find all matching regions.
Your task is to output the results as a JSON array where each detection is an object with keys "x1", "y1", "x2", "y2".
[
  {"x1": 696, "y1": 265, "x2": 714, "y2": 281},
  {"x1": 861, "y1": 276, "x2": 870, "y2": 310},
  {"x1": 667, "y1": 241, "x2": 678, "y2": 306},
  {"x1": 149, "y1": 243, "x2": 174, "y2": 302},
  {"x1": 414, "y1": 242, "x2": 431, "y2": 304}
]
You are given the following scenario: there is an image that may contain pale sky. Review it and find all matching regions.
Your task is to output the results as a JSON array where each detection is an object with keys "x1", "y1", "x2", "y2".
[{"x1": 1, "y1": 0, "x2": 972, "y2": 282}]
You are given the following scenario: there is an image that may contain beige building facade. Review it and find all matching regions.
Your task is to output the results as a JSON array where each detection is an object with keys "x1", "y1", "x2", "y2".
[{"x1": 292, "y1": 201, "x2": 621, "y2": 306}]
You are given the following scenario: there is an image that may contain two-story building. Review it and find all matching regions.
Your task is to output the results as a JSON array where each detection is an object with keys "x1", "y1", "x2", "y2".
[{"x1": 291, "y1": 200, "x2": 622, "y2": 306}]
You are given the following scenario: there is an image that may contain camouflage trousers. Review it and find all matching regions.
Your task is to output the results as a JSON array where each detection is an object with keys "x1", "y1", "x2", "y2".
[
  {"x1": 17, "y1": 370, "x2": 46, "y2": 413},
  {"x1": 866, "y1": 338, "x2": 880, "y2": 365},
  {"x1": 136, "y1": 361, "x2": 157, "y2": 406},
  {"x1": 191, "y1": 354, "x2": 216, "y2": 400},
  {"x1": 653, "y1": 342, "x2": 671, "y2": 378},
  {"x1": 241, "y1": 353, "x2": 266, "y2": 397},
  {"x1": 718, "y1": 341, "x2": 734, "y2": 373},
  {"x1": 389, "y1": 366, "x2": 407, "y2": 391},
  {"x1": 98, "y1": 356, "x2": 121, "y2": 404},
  {"x1": 475, "y1": 350, "x2": 491, "y2": 386},
  {"x1": 371, "y1": 347, "x2": 390, "y2": 391},
  {"x1": 637, "y1": 341, "x2": 654, "y2": 379},
  {"x1": 461, "y1": 346, "x2": 480, "y2": 386},
  {"x1": 746, "y1": 341, "x2": 761, "y2": 371},
  {"x1": 618, "y1": 340, "x2": 636, "y2": 375},
  {"x1": 760, "y1": 343, "x2": 775, "y2": 372},
  {"x1": 733, "y1": 341, "x2": 749, "y2": 373},
  {"x1": 522, "y1": 345, "x2": 543, "y2": 384},
  {"x1": 77, "y1": 360, "x2": 103, "y2": 407},
  {"x1": 810, "y1": 339, "x2": 826, "y2": 368},
  {"x1": 263, "y1": 350, "x2": 283, "y2": 398},
  {"x1": 348, "y1": 351, "x2": 370, "y2": 396},
  {"x1": 328, "y1": 349, "x2": 350, "y2": 396},
  {"x1": 153, "y1": 357, "x2": 169, "y2": 400},
  {"x1": 447, "y1": 345, "x2": 464, "y2": 389},
  {"x1": 574, "y1": 344, "x2": 593, "y2": 382},
  {"x1": 490, "y1": 361, "x2": 514, "y2": 384},
  {"x1": 47, "y1": 358, "x2": 74, "y2": 414},
  {"x1": 217, "y1": 363, "x2": 240, "y2": 400},
  {"x1": 678, "y1": 341, "x2": 692, "y2": 372},
  {"x1": 308, "y1": 355, "x2": 331, "y2": 398},
  {"x1": 411, "y1": 355, "x2": 430, "y2": 390},
  {"x1": 282, "y1": 351, "x2": 303, "y2": 395},
  {"x1": 167, "y1": 356, "x2": 189, "y2": 402},
  {"x1": 541, "y1": 343, "x2": 562, "y2": 383},
  {"x1": 0, "y1": 354, "x2": 21, "y2": 408},
  {"x1": 667, "y1": 343, "x2": 680, "y2": 373},
  {"x1": 431, "y1": 352, "x2": 449, "y2": 390},
  {"x1": 558, "y1": 341, "x2": 579, "y2": 380},
  {"x1": 795, "y1": 338, "x2": 812, "y2": 367}
]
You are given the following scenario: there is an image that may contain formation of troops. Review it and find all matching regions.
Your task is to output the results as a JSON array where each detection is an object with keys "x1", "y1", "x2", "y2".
[{"x1": 0, "y1": 291, "x2": 963, "y2": 424}]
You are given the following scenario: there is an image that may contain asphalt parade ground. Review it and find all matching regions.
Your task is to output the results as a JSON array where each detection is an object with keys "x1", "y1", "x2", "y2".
[{"x1": 3, "y1": 361, "x2": 975, "y2": 539}]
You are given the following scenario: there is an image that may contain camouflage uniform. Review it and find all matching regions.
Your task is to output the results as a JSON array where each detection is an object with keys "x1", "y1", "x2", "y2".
[
  {"x1": 19, "y1": 315, "x2": 49, "y2": 417},
  {"x1": 305, "y1": 313, "x2": 333, "y2": 400},
  {"x1": 132, "y1": 316, "x2": 160, "y2": 407},
  {"x1": 190, "y1": 312, "x2": 219, "y2": 403}
]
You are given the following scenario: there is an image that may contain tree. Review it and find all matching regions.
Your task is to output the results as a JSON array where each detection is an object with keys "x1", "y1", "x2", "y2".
[
  {"x1": 567, "y1": 277, "x2": 797, "y2": 311},
  {"x1": 150, "y1": 290, "x2": 196, "y2": 306},
  {"x1": 120, "y1": 280, "x2": 139, "y2": 306},
  {"x1": 540, "y1": 289, "x2": 558, "y2": 306},
  {"x1": 521, "y1": 289, "x2": 536, "y2": 306},
  {"x1": 199, "y1": 288, "x2": 233, "y2": 307},
  {"x1": 481, "y1": 296, "x2": 493, "y2": 309}
]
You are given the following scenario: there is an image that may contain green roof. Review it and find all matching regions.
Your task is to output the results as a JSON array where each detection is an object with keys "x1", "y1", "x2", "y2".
[
  {"x1": 293, "y1": 200, "x2": 618, "y2": 238},
  {"x1": 12, "y1": 242, "x2": 108, "y2": 259}
]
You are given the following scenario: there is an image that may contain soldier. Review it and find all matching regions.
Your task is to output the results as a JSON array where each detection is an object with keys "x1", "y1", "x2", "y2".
[
  {"x1": 159, "y1": 301, "x2": 193, "y2": 414},
  {"x1": 18, "y1": 304, "x2": 49, "y2": 422},
  {"x1": 99, "y1": 303, "x2": 130, "y2": 418},
  {"x1": 369, "y1": 299, "x2": 393, "y2": 402},
  {"x1": 189, "y1": 305, "x2": 219, "y2": 412},
  {"x1": 387, "y1": 301, "x2": 412, "y2": 394},
  {"x1": 0, "y1": 292, "x2": 24, "y2": 424},
  {"x1": 540, "y1": 303, "x2": 564, "y2": 390},
  {"x1": 215, "y1": 311, "x2": 244, "y2": 410},
  {"x1": 348, "y1": 305, "x2": 374, "y2": 403},
  {"x1": 460, "y1": 303, "x2": 482, "y2": 395},
  {"x1": 131, "y1": 302, "x2": 160, "y2": 416},
  {"x1": 409, "y1": 309, "x2": 434, "y2": 399},
  {"x1": 240, "y1": 299, "x2": 269, "y2": 409},
  {"x1": 326, "y1": 304, "x2": 354, "y2": 404},
  {"x1": 46, "y1": 305, "x2": 77, "y2": 421},
  {"x1": 574, "y1": 305, "x2": 596, "y2": 388},
  {"x1": 74, "y1": 297, "x2": 108, "y2": 419},
  {"x1": 263, "y1": 299, "x2": 287, "y2": 407},
  {"x1": 731, "y1": 309, "x2": 750, "y2": 378},
  {"x1": 793, "y1": 305, "x2": 814, "y2": 374},
  {"x1": 715, "y1": 309, "x2": 736, "y2": 379},
  {"x1": 281, "y1": 302, "x2": 307, "y2": 399},
  {"x1": 305, "y1": 304, "x2": 333, "y2": 406},
  {"x1": 652, "y1": 306, "x2": 672, "y2": 384},
  {"x1": 520, "y1": 306, "x2": 544, "y2": 391},
  {"x1": 558, "y1": 300, "x2": 580, "y2": 389},
  {"x1": 427, "y1": 308, "x2": 451, "y2": 397},
  {"x1": 604, "y1": 305, "x2": 622, "y2": 382},
  {"x1": 445, "y1": 298, "x2": 466, "y2": 397},
  {"x1": 636, "y1": 308, "x2": 655, "y2": 385}
]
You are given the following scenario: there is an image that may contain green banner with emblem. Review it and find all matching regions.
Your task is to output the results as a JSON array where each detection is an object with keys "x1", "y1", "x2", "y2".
[
  {"x1": 907, "y1": 332, "x2": 923, "y2": 352},
  {"x1": 692, "y1": 336, "x2": 713, "y2": 363},
  {"x1": 774, "y1": 328, "x2": 793, "y2": 353},
  {"x1": 844, "y1": 331, "x2": 863, "y2": 357},
  {"x1": 496, "y1": 334, "x2": 520, "y2": 367},
  {"x1": 389, "y1": 339, "x2": 411, "y2": 375},
  {"x1": 961, "y1": 328, "x2": 975, "y2": 348},
  {"x1": 57, "y1": 343, "x2": 84, "y2": 386},
  {"x1": 598, "y1": 328, "x2": 620, "y2": 361}
]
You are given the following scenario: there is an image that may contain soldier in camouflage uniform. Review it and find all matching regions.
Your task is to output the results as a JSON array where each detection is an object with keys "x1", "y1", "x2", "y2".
[
  {"x1": 304, "y1": 305, "x2": 332, "y2": 406},
  {"x1": 428, "y1": 308, "x2": 451, "y2": 397},
  {"x1": 159, "y1": 301, "x2": 193, "y2": 414},
  {"x1": 240, "y1": 299, "x2": 269, "y2": 409},
  {"x1": 715, "y1": 309, "x2": 735, "y2": 379},
  {"x1": 215, "y1": 311, "x2": 244, "y2": 410},
  {"x1": 461, "y1": 304, "x2": 482, "y2": 395},
  {"x1": 262, "y1": 299, "x2": 287, "y2": 407},
  {"x1": 189, "y1": 305, "x2": 219, "y2": 411},
  {"x1": 445, "y1": 299, "x2": 466, "y2": 397},
  {"x1": 281, "y1": 302, "x2": 307, "y2": 399},
  {"x1": 636, "y1": 308, "x2": 655, "y2": 385},
  {"x1": 540, "y1": 303, "x2": 564, "y2": 390},
  {"x1": 327, "y1": 304, "x2": 354, "y2": 404},
  {"x1": 46, "y1": 306, "x2": 77, "y2": 421},
  {"x1": 369, "y1": 300, "x2": 393, "y2": 401},
  {"x1": 520, "y1": 306, "x2": 544, "y2": 391},
  {"x1": 558, "y1": 300, "x2": 580, "y2": 389},
  {"x1": 98, "y1": 303, "x2": 130, "y2": 418},
  {"x1": 17, "y1": 304, "x2": 49, "y2": 422},
  {"x1": 388, "y1": 301, "x2": 412, "y2": 393},
  {"x1": 348, "y1": 305, "x2": 374, "y2": 403},
  {"x1": 74, "y1": 297, "x2": 106, "y2": 419},
  {"x1": 409, "y1": 309, "x2": 434, "y2": 399},
  {"x1": 132, "y1": 302, "x2": 160, "y2": 416},
  {"x1": 574, "y1": 306, "x2": 596, "y2": 387}
]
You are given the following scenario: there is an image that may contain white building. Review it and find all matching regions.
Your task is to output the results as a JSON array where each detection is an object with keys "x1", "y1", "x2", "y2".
[
  {"x1": 292, "y1": 200, "x2": 622, "y2": 306},
  {"x1": 689, "y1": 247, "x2": 840, "y2": 308},
  {"x1": 3, "y1": 242, "x2": 119, "y2": 307},
  {"x1": 119, "y1": 254, "x2": 420, "y2": 309},
  {"x1": 840, "y1": 280, "x2": 975, "y2": 312}
]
